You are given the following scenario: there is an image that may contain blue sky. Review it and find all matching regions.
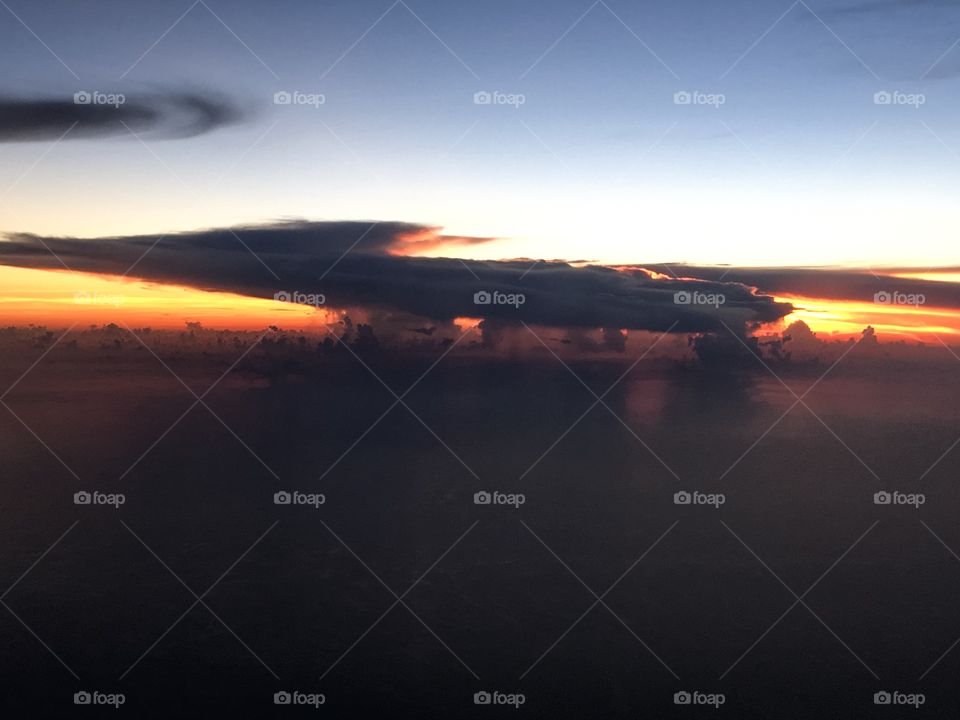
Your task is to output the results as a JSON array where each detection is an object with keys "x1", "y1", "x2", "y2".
[{"x1": 1, "y1": 0, "x2": 960, "y2": 266}]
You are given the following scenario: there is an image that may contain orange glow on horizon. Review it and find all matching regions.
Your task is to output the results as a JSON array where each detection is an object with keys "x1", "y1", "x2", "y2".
[
  {"x1": 0, "y1": 266, "x2": 326, "y2": 329},
  {"x1": 777, "y1": 294, "x2": 960, "y2": 341}
]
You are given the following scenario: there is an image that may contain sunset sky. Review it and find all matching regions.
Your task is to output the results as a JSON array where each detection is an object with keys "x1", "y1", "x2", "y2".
[{"x1": 0, "y1": 0, "x2": 958, "y2": 337}]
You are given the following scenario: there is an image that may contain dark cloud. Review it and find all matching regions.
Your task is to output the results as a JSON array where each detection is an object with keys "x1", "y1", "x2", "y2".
[
  {"x1": 0, "y1": 221, "x2": 790, "y2": 334},
  {"x1": 0, "y1": 91, "x2": 245, "y2": 142},
  {"x1": 643, "y1": 264, "x2": 960, "y2": 309}
]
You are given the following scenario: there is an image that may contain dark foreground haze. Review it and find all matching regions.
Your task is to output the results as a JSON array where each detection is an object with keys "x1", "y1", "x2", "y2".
[{"x1": 1, "y1": 325, "x2": 959, "y2": 718}]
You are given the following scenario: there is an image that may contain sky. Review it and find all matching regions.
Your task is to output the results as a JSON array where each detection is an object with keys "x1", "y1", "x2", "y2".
[{"x1": 0, "y1": 0, "x2": 959, "y2": 336}]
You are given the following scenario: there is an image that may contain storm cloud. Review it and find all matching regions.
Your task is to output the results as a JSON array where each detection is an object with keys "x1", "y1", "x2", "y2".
[
  {"x1": 0, "y1": 91, "x2": 245, "y2": 142},
  {"x1": 643, "y1": 264, "x2": 960, "y2": 310},
  {"x1": 0, "y1": 221, "x2": 791, "y2": 333}
]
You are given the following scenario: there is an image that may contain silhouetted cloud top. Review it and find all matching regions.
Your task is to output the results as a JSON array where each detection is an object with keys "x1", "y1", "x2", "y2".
[
  {"x1": 0, "y1": 91, "x2": 244, "y2": 142},
  {"x1": 0, "y1": 221, "x2": 792, "y2": 333}
]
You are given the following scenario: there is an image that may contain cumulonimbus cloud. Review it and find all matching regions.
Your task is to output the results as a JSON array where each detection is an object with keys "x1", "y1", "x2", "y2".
[
  {"x1": 0, "y1": 91, "x2": 245, "y2": 142},
  {"x1": 641, "y1": 264, "x2": 960, "y2": 309},
  {"x1": 0, "y1": 221, "x2": 791, "y2": 333}
]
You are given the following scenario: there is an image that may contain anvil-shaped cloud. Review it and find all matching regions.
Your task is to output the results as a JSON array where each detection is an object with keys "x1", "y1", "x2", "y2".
[{"x1": 0, "y1": 221, "x2": 791, "y2": 333}]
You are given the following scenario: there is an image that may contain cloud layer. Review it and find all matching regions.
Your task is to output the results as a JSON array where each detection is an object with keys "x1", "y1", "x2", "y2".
[
  {"x1": 0, "y1": 91, "x2": 244, "y2": 142},
  {"x1": 0, "y1": 221, "x2": 791, "y2": 333}
]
